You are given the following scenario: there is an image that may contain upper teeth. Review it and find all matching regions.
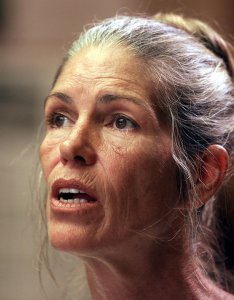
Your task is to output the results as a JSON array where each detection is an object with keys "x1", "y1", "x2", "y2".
[{"x1": 58, "y1": 188, "x2": 85, "y2": 194}]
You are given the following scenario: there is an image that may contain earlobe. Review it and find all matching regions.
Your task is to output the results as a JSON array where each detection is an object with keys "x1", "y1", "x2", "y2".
[{"x1": 194, "y1": 145, "x2": 229, "y2": 208}]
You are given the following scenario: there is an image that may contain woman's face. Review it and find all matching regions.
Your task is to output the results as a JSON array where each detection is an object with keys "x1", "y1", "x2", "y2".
[{"x1": 40, "y1": 46, "x2": 178, "y2": 255}]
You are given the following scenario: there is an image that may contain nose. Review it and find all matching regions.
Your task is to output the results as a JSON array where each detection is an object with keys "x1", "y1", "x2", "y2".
[{"x1": 59, "y1": 123, "x2": 97, "y2": 166}]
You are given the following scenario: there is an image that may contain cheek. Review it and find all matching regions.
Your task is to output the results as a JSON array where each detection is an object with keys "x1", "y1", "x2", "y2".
[
  {"x1": 99, "y1": 138, "x2": 176, "y2": 229},
  {"x1": 105, "y1": 137, "x2": 172, "y2": 188},
  {"x1": 40, "y1": 137, "x2": 60, "y2": 179}
]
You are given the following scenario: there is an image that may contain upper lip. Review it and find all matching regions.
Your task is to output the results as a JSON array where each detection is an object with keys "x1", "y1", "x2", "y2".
[{"x1": 51, "y1": 178, "x2": 97, "y2": 201}]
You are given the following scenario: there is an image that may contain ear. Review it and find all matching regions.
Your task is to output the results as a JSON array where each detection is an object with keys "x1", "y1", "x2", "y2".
[{"x1": 194, "y1": 145, "x2": 229, "y2": 208}]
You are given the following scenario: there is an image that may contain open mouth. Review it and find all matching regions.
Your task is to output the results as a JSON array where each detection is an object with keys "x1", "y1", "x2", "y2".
[
  {"x1": 50, "y1": 178, "x2": 98, "y2": 211},
  {"x1": 57, "y1": 188, "x2": 96, "y2": 204}
]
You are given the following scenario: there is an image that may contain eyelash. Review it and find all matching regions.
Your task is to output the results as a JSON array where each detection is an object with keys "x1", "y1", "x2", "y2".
[
  {"x1": 110, "y1": 114, "x2": 139, "y2": 130},
  {"x1": 46, "y1": 112, "x2": 70, "y2": 129},
  {"x1": 45, "y1": 112, "x2": 139, "y2": 131}
]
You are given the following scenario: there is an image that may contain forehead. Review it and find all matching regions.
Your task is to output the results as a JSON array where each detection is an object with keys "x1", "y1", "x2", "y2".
[{"x1": 54, "y1": 46, "x2": 152, "y2": 99}]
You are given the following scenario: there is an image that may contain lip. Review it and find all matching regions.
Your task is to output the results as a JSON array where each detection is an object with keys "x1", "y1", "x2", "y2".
[{"x1": 50, "y1": 178, "x2": 99, "y2": 213}]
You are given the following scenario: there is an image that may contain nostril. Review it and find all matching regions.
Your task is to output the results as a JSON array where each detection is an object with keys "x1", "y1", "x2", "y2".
[
  {"x1": 59, "y1": 137, "x2": 97, "y2": 165},
  {"x1": 74, "y1": 155, "x2": 86, "y2": 163}
]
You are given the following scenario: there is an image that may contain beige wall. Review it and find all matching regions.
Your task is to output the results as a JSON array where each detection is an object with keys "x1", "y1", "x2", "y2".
[{"x1": 1, "y1": 1, "x2": 233, "y2": 299}]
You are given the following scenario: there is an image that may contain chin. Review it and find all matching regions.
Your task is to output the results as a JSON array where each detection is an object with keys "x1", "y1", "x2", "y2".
[
  {"x1": 47, "y1": 219, "x2": 132, "y2": 258},
  {"x1": 47, "y1": 220, "x2": 99, "y2": 254}
]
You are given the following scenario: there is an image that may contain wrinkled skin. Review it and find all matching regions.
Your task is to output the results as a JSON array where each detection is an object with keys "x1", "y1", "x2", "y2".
[
  {"x1": 40, "y1": 46, "x2": 178, "y2": 255},
  {"x1": 40, "y1": 46, "x2": 233, "y2": 300}
]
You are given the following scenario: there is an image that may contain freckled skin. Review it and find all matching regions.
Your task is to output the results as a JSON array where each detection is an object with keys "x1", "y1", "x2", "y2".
[
  {"x1": 39, "y1": 46, "x2": 234, "y2": 300},
  {"x1": 40, "y1": 46, "x2": 178, "y2": 255}
]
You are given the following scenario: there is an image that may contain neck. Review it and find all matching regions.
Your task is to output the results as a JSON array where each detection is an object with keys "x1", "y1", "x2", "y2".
[{"x1": 81, "y1": 233, "x2": 222, "y2": 300}]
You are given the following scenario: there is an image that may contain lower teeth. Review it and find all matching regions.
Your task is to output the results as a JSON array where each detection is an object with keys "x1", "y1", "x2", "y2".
[{"x1": 59, "y1": 198, "x2": 88, "y2": 204}]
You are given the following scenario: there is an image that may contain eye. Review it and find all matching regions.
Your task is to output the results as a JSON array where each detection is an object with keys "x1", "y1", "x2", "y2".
[
  {"x1": 46, "y1": 112, "x2": 71, "y2": 128},
  {"x1": 113, "y1": 115, "x2": 138, "y2": 130}
]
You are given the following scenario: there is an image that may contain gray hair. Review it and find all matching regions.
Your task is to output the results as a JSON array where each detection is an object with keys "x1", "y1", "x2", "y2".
[{"x1": 51, "y1": 14, "x2": 234, "y2": 290}]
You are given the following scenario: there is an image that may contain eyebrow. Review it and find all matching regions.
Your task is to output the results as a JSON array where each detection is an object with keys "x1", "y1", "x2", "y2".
[
  {"x1": 99, "y1": 93, "x2": 144, "y2": 106},
  {"x1": 44, "y1": 92, "x2": 73, "y2": 107},
  {"x1": 44, "y1": 91, "x2": 146, "y2": 108}
]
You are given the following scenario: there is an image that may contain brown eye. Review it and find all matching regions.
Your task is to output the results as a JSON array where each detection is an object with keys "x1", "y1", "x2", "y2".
[
  {"x1": 47, "y1": 113, "x2": 70, "y2": 128},
  {"x1": 115, "y1": 117, "x2": 127, "y2": 129},
  {"x1": 114, "y1": 115, "x2": 138, "y2": 130},
  {"x1": 54, "y1": 114, "x2": 66, "y2": 127}
]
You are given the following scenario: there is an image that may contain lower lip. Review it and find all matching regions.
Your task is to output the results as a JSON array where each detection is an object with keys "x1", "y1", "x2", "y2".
[{"x1": 50, "y1": 198, "x2": 100, "y2": 214}]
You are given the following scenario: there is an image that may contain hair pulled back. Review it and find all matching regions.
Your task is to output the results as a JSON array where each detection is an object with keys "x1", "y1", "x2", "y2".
[{"x1": 52, "y1": 13, "x2": 234, "y2": 290}]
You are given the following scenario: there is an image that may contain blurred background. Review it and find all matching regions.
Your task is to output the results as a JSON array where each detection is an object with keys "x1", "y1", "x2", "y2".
[{"x1": 1, "y1": 0, "x2": 234, "y2": 299}]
